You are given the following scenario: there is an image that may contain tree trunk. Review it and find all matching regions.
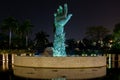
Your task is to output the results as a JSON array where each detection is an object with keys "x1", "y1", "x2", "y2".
[
  {"x1": 26, "y1": 35, "x2": 28, "y2": 48},
  {"x1": 9, "y1": 29, "x2": 12, "y2": 49}
]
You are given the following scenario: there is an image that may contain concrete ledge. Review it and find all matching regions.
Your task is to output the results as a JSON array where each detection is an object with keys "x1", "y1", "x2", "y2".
[
  {"x1": 14, "y1": 56, "x2": 106, "y2": 68},
  {"x1": 14, "y1": 66, "x2": 106, "y2": 79}
]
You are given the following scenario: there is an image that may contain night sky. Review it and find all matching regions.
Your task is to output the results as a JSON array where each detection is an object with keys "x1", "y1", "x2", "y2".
[{"x1": 0, "y1": 0, "x2": 120, "y2": 42}]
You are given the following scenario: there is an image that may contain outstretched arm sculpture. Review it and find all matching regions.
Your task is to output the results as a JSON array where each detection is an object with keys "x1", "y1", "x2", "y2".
[{"x1": 53, "y1": 4, "x2": 72, "y2": 56}]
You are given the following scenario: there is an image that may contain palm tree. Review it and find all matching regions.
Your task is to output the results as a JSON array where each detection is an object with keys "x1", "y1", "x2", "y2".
[
  {"x1": 0, "y1": 16, "x2": 19, "y2": 49},
  {"x1": 16, "y1": 19, "x2": 34, "y2": 48}
]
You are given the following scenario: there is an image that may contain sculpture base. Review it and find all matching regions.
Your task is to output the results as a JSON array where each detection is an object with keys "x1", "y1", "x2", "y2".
[
  {"x1": 14, "y1": 66, "x2": 106, "y2": 79},
  {"x1": 14, "y1": 56, "x2": 106, "y2": 68},
  {"x1": 13, "y1": 56, "x2": 106, "y2": 79}
]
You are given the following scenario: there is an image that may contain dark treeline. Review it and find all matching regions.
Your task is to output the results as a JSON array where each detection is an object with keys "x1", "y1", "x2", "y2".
[
  {"x1": 0, "y1": 16, "x2": 51, "y2": 51},
  {"x1": 0, "y1": 16, "x2": 120, "y2": 55}
]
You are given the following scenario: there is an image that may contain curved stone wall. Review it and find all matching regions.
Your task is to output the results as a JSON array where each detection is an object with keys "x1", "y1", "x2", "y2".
[
  {"x1": 14, "y1": 56, "x2": 106, "y2": 68},
  {"x1": 14, "y1": 66, "x2": 106, "y2": 79}
]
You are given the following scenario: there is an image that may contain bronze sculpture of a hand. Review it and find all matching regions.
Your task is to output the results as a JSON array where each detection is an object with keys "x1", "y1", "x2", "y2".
[
  {"x1": 53, "y1": 3, "x2": 72, "y2": 56},
  {"x1": 54, "y1": 4, "x2": 72, "y2": 27}
]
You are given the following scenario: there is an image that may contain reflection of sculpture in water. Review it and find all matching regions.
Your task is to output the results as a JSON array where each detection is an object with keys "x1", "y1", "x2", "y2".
[{"x1": 53, "y1": 3, "x2": 72, "y2": 56}]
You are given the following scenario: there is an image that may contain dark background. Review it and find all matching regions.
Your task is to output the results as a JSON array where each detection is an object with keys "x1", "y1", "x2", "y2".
[{"x1": 0, "y1": 0, "x2": 120, "y2": 42}]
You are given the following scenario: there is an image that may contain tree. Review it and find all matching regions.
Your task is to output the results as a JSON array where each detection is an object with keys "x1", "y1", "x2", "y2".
[
  {"x1": 65, "y1": 39, "x2": 77, "y2": 55},
  {"x1": 34, "y1": 31, "x2": 49, "y2": 50},
  {"x1": 0, "y1": 16, "x2": 19, "y2": 49},
  {"x1": 110, "y1": 23, "x2": 120, "y2": 63},
  {"x1": 113, "y1": 23, "x2": 120, "y2": 41},
  {"x1": 16, "y1": 19, "x2": 34, "y2": 48},
  {"x1": 0, "y1": 33, "x2": 9, "y2": 49},
  {"x1": 111, "y1": 23, "x2": 120, "y2": 53},
  {"x1": 66, "y1": 39, "x2": 76, "y2": 49},
  {"x1": 85, "y1": 26, "x2": 110, "y2": 41},
  {"x1": 103, "y1": 34, "x2": 113, "y2": 43}
]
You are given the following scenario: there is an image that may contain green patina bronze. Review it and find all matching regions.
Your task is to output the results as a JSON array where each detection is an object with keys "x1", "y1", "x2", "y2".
[{"x1": 53, "y1": 4, "x2": 72, "y2": 56}]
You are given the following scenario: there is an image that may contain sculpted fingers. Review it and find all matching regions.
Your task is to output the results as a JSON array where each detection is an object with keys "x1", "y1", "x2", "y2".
[{"x1": 64, "y1": 3, "x2": 68, "y2": 18}]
